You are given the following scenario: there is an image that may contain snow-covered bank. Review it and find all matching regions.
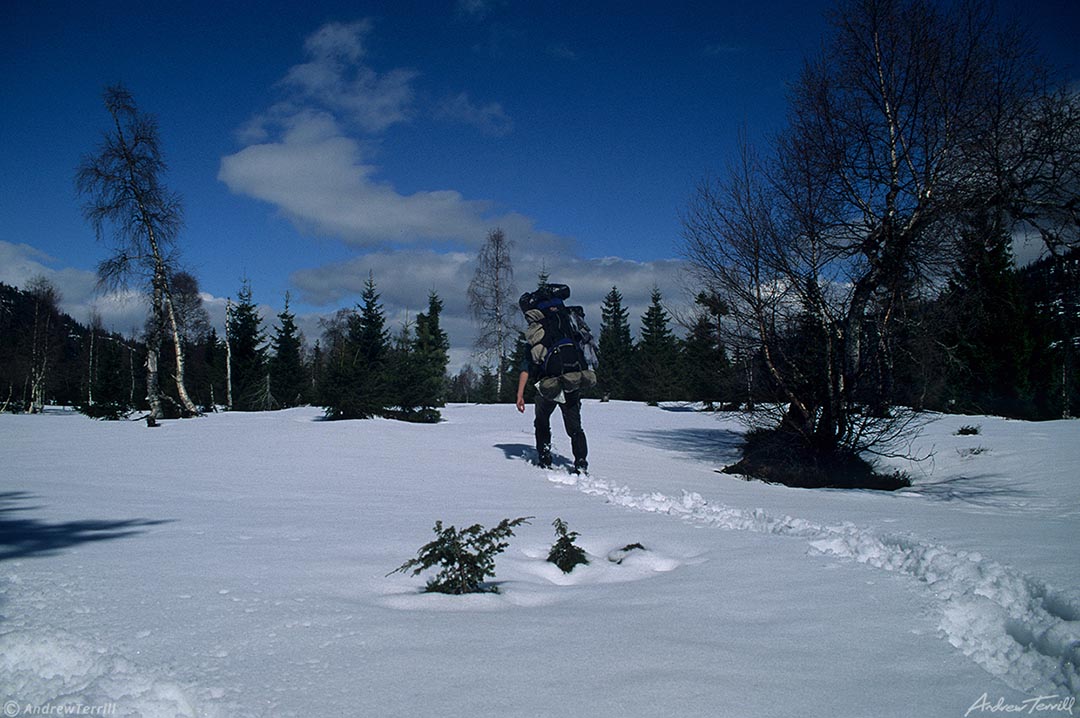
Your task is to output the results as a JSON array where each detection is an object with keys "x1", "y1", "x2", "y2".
[{"x1": 1, "y1": 403, "x2": 1076, "y2": 716}]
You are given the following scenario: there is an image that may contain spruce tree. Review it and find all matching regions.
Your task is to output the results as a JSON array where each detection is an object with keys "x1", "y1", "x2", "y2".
[
  {"x1": 597, "y1": 286, "x2": 634, "y2": 400},
  {"x1": 476, "y1": 365, "x2": 499, "y2": 404},
  {"x1": 201, "y1": 327, "x2": 228, "y2": 411},
  {"x1": 227, "y1": 280, "x2": 268, "y2": 411},
  {"x1": 635, "y1": 287, "x2": 682, "y2": 405},
  {"x1": 686, "y1": 291, "x2": 733, "y2": 408},
  {"x1": 547, "y1": 518, "x2": 589, "y2": 573},
  {"x1": 269, "y1": 294, "x2": 307, "y2": 408},
  {"x1": 324, "y1": 273, "x2": 390, "y2": 419},
  {"x1": 318, "y1": 309, "x2": 358, "y2": 418},
  {"x1": 940, "y1": 214, "x2": 1032, "y2": 416},
  {"x1": 448, "y1": 365, "x2": 479, "y2": 403},
  {"x1": 386, "y1": 319, "x2": 427, "y2": 421},
  {"x1": 682, "y1": 310, "x2": 731, "y2": 408},
  {"x1": 413, "y1": 291, "x2": 450, "y2": 417}
]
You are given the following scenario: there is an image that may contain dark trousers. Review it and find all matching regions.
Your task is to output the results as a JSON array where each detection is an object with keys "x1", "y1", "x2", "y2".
[{"x1": 535, "y1": 391, "x2": 588, "y2": 463}]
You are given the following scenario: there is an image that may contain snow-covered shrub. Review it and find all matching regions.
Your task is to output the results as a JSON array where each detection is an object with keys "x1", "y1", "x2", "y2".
[
  {"x1": 546, "y1": 518, "x2": 589, "y2": 573},
  {"x1": 722, "y1": 427, "x2": 912, "y2": 490},
  {"x1": 390, "y1": 516, "x2": 531, "y2": 594},
  {"x1": 956, "y1": 424, "x2": 981, "y2": 436},
  {"x1": 607, "y1": 543, "x2": 646, "y2": 564}
]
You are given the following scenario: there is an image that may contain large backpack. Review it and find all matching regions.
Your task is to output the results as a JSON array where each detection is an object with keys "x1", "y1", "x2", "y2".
[{"x1": 519, "y1": 284, "x2": 598, "y2": 400}]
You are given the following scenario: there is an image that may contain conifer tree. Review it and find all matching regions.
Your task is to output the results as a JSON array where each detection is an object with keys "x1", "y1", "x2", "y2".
[
  {"x1": 476, "y1": 365, "x2": 499, "y2": 404},
  {"x1": 198, "y1": 327, "x2": 227, "y2": 411},
  {"x1": 939, "y1": 214, "x2": 1032, "y2": 416},
  {"x1": 597, "y1": 286, "x2": 634, "y2": 400},
  {"x1": 682, "y1": 294, "x2": 732, "y2": 408},
  {"x1": 269, "y1": 294, "x2": 307, "y2": 408},
  {"x1": 413, "y1": 291, "x2": 450, "y2": 415},
  {"x1": 317, "y1": 309, "x2": 357, "y2": 417},
  {"x1": 228, "y1": 280, "x2": 267, "y2": 411},
  {"x1": 448, "y1": 364, "x2": 479, "y2": 403},
  {"x1": 323, "y1": 273, "x2": 390, "y2": 419},
  {"x1": 635, "y1": 287, "x2": 682, "y2": 405},
  {"x1": 386, "y1": 319, "x2": 427, "y2": 421}
]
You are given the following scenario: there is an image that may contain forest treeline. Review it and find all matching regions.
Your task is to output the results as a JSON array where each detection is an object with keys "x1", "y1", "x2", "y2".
[{"x1": 1, "y1": 245, "x2": 1076, "y2": 422}]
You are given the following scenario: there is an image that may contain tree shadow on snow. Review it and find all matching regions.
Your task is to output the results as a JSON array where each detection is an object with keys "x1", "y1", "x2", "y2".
[
  {"x1": 627, "y1": 428, "x2": 745, "y2": 466},
  {"x1": 657, "y1": 403, "x2": 699, "y2": 413},
  {"x1": 902, "y1": 474, "x2": 1037, "y2": 508},
  {"x1": 0, "y1": 491, "x2": 172, "y2": 562}
]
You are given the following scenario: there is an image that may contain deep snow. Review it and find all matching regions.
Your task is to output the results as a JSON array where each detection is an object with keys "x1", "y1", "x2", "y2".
[{"x1": 0, "y1": 402, "x2": 1077, "y2": 717}]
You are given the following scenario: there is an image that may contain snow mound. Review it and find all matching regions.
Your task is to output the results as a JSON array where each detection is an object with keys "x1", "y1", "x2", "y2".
[
  {"x1": 550, "y1": 470, "x2": 1080, "y2": 697},
  {"x1": 378, "y1": 544, "x2": 689, "y2": 610}
]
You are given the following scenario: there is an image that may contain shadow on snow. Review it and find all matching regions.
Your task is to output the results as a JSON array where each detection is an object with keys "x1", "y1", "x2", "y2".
[
  {"x1": 493, "y1": 443, "x2": 573, "y2": 469},
  {"x1": 627, "y1": 428, "x2": 745, "y2": 467},
  {"x1": 902, "y1": 474, "x2": 1038, "y2": 508},
  {"x1": 0, "y1": 491, "x2": 172, "y2": 562}
]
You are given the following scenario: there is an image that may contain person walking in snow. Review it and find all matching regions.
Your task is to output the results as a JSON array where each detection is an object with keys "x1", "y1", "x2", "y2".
[{"x1": 515, "y1": 283, "x2": 597, "y2": 474}]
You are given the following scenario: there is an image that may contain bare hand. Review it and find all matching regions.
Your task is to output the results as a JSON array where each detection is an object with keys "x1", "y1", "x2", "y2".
[{"x1": 516, "y1": 396, "x2": 526, "y2": 413}]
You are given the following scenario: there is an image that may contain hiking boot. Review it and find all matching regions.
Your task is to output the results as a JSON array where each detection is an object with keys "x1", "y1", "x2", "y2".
[
  {"x1": 537, "y1": 445, "x2": 553, "y2": 469},
  {"x1": 572, "y1": 459, "x2": 588, "y2": 475}
]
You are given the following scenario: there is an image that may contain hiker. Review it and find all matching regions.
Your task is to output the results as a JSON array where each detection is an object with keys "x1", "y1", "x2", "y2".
[{"x1": 515, "y1": 283, "x2": 597, "y2": 474}]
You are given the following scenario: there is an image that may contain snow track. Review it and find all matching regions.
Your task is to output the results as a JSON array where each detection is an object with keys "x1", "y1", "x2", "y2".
[
  {"x1": 547, "y1": 470, "x2": 1080, "y2": 698},
  {"x1": 0, "y1": 628, "x2": 206, "y2": 717}
]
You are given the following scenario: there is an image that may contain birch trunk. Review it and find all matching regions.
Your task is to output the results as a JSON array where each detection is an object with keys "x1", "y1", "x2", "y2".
[
  {"x1": 160, "y1": 268, "x2": 199, "y2": 416},
  {"x1": 146, "y1": 276, "x2": 165, "y2": 420},
  {"x1": 225, "y1": 299, "x2": 234, "y2": 411},
  {"x1": 87, "y1": 326, "x2": 96, "y2": 408}
]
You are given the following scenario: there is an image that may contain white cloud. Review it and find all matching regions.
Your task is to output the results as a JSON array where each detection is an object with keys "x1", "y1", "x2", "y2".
[
  {"x1": 289, "y1": 247, "x2": 691, "y2": 370},
  {"x1": 221, "y1": 21, "x2": 545, "y2": 249},
  {"x1": 221, "y1": 17, "x2": 690, "y2": 372},
  {"x1": 286, "y1": 20, "x2": 416, "y2": 134},
  {"x1": 435, "y1": 92, "x2": 513, "y2": 136},
  {"x1": 236, "y1": 21, "x2": 415, "y2": 144},
  {"x1": 0, "y1": 240, "x2": 148, "y2": 335},
  {"x1": 291, "y1": 249, "x2": 474, "y2": 308},
  {"x1": 221, "y1": 115, "x2": 521, "y2": 247}
]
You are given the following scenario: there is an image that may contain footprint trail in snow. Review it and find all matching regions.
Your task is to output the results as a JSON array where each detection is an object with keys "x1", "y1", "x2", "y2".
[{"x1": 545, "y1": 468, "x2": 1080, "y2": 698}]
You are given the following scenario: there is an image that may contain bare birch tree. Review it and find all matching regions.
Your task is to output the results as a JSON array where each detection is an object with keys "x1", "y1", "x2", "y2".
[
  {"x1": 467, "y1": 228, "x2": 518, "y2": 398},
  {"x1": 25, "y1": 276, "x2": 60, "y2": 414},
  {"x1": 76, "y1": 84, "x2": 199, "y2": 418}
]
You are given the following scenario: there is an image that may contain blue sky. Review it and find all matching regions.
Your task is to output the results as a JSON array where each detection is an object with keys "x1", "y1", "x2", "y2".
[{"x1": 2, "y1": 0, "x2": 1078, "y2": 366}]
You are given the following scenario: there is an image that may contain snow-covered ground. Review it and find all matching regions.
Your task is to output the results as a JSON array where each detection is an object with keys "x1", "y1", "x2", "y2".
[{"x1": 1, "y1": 402, "x2": 1077, "y2": 717}]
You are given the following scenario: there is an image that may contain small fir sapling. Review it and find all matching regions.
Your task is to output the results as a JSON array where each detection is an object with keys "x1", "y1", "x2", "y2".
[
  {"x1": 546, "y1": 518, "x2": 589, "y2": 573},
  {"x1": 389, "y1": 516, "x2": 532, "y2": 594}
]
